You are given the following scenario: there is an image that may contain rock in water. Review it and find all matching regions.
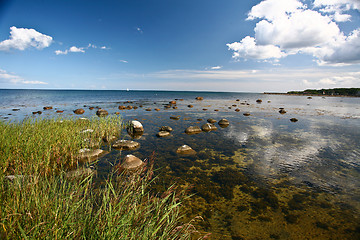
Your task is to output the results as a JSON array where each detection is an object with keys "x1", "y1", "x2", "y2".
[
  {"x1": 78, "y1": 148, "x2": 107, "y2": 161},
  {"x1": 243, "y1": 112, "x2": 251, "y2": 116},
  {"x1": 119, "y1": 155, "x2": 144, "y2": 171},
  {"x1": 159, "y1": 126, "x2": 173, "y2": 132},
  {"x1": 256, "y1": 99, "x2": 262, "y2": 103},
  {"x1": 201, "y1": 123, "x2": 217, "y2": 132},
  {"x1": 112, "y1": 140, "x2": 140, "y2": 150},
  {"x1": 176, "y1": 145, "x2": 196, "y2": 155},
  {"x1": 218, "y1": 119, "x2": 230, "y2": 128},
  {"x1": 74, "y1": 108, "x2": 85, "y2": 114},
  {"x1": 195, "y1": 97, "x2": 203, "y2": 100},
  {"x1": 185, "y1": 126, "x2": 202, "y2": 135},
  {"x1": 279, "y1": 109, "x2": 287, "y2": 114},
  {"x1": 170, "y1": 116, "x2": 180, "y2": 120},
  {"x1": 290, "y1": 118, "x2": 298, "y2": 122},
  {"x1": 96, "y1": 109, "x2": 108, "y2": 117},
  {"x1": 157, "y1": 131, "x2": 170, "y2": 137},
  {"x1": 207, "y1": 118, "x2": 217, "y2": 123},
  {"x1": 127, "y1": 120, "x2": 144, "y2": 138}
]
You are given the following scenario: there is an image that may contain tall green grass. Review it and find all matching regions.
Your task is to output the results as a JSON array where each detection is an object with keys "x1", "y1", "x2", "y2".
[
  {"x1": 0, "y1": 116, "x2": 197, "y2": 239},
  {"x1": 0, "y1": 170, "x2": 195, "y2": 239},
  {"x1": 0, "y1": 116, "x2": 122, "y2": 175}
]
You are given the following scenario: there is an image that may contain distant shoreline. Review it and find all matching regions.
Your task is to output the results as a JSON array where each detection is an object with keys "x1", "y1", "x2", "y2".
[{"x1": 263, "y1": 92, "x2": 360, "y2": 98}]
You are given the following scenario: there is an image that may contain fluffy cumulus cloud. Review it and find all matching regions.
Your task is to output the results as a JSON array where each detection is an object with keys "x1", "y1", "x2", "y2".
[
  {"x1": 0, "y1": 26, "x2": 52, "y2": 51},
  {"x1": 227, "y1": 0, "x2": 360, "y2": 65},
  {"x1": 0, "y1": 69, "x2": 47, "y2": 85}
]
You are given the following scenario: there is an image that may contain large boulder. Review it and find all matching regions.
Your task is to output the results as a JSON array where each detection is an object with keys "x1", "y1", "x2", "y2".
[
  {"x1": 201, "y1": 123, "x2": 217, "y2": 132},
  {"x1": 96, "y1": 109, "x2": 109, "y2": 117},
  {"x1": 176, "y1": 145, "x2": 196, "y2": 155},
  {"x1": 112, "y1": 140, "x2": 140, "y2": 150},
  {"x1": 127, "y1": 120, "x2": 144, "y2": 139},
  {"x1": 127, "y1": 120, "x2": 144, "y2": 133},
  {"x1": 185, "y1": 126, "x2": 202, "y2": 135}
]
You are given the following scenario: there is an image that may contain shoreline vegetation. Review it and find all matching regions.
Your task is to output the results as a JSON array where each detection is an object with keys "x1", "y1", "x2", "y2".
[
  {"x1": 264, "y1": 88, "x2": 360, "y2": 97},
  {"x1": 0, "y1": 117, "x2": 198, "y2": 239}
]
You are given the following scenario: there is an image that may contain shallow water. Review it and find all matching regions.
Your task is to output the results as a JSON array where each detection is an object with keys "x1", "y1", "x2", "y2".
[{"x1": 1, "y1": 89, "x2": 360, "y2": 239}]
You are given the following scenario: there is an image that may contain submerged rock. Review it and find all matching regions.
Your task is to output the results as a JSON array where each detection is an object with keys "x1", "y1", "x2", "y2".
[
  {"x1": 66, "y1": 167, "x2": 96, "y2": 180},
  {"x1": 218, "y1": 119, "x2": 230, "y2": 128},
  {"x1": 256, "y1": 99, "x2": 262, "y2": 103},
  {"x1": 170, "y1": 116, "x2": 180, "y2": 120},
  {"x1": 243, "y1": 112, "x2": 251, "y2": 116},
  {"x1": 290, "y1": 118, "x2": 298, "y2": 122},
  {"x1": 185, "y1": 126, "x2": 202, "y2": 135},
  {"x1": 43, "y1": 106, "x2": 53, "y2": 110},
  {"x1": 176, "y1": 145, "x2": 196, "y2": 155},
  {"x1": 159, "y1": 126, "x2": 173, "y2": 132},
  {"x1": 96, "y1": 109, "x2": 109, "y2": 117},
  {"x1": 201, "y1": 123, "x2": 217, "y2": 132},
  {"x1": 235, "y1": 108, "x2": 240, "y2": 112},
  {"x1": 188, "y1": 105, "x2": 194, "y2": 108},
  {"x1": 112, "y1": 140, "x2": 140, "y2": 150},
  {"x1": 118, "y1": 105, "x2": 126, "y2": 110},
  {"x1": 56, "y1": 110, "x2": 64, "y2": 113},
  {"x1": 78, "y1": 148, "x2": 107, "y2": 161},
  {"x1": 195, "y1": 97, "x2": 204, "y2": 100},
  {"x1": 157, "y1": 131, "x2": 170, "y2": 137},
  {"x1": 74, "y1": 108, "x2": 85, "y2": 114}
]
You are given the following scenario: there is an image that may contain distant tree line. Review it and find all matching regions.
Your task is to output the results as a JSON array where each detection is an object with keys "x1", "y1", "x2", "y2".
[{"x1": 287, "y1": 88, "x2": 360, "y2": 96}]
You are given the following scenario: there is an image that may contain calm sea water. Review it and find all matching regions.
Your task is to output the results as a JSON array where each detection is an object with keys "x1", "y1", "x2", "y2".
[{"x1": 1, "y1": 89, "x2": 360, "y2": 239}]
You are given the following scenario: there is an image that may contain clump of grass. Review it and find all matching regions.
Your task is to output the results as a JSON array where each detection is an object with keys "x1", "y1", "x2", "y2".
[
  {"x1": 0, "y1": 168, "x2": 196, "y2": 239},
  {"x1": 0, "y1": 116, "x2": 198, "y2": 239},
  {"x1": 0, "y1": 116, "x2": 122, "y2": 175}
]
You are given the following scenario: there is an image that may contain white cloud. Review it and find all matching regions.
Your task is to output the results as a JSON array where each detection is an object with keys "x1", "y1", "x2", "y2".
[
  {"x1": 55, "y1": 50, "x2": 67, "y2": 55},
  {"x1": 136, "y1": 27, "x2": 143, "y2": 34},
  {"x1": 55, "y1": 45, "x2": 85, "y2": 55},
  {"x1": 211, "y1": 66, "x2": 222, "y2": 70},
  {"x1": 0, "y1": 69, "x2": 47, "y2": 85},
  {"x1": 227, "y1": 36, "x2": 286, "y2": 59},
  {"x1": 69, "y1": 46, "x2": 85, "y2": 53},
  {"x1": 314, "y1": 0, "x2": 360, "y2": 11},
  {"x1": 227, "y1": 0, "x2": 360, "y2": 65},
  {"x1": 55, "y1": 43, "x2": 109, "y2": 55},
  {"x1": 119, "y1": 59, "x2": 128, "y2": 63},
  {"x1": 0, "y1": 26, "x2": 53, "y2": 51}
]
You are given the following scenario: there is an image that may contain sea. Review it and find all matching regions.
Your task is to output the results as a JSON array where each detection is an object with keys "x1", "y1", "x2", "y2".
[{"x1": 1, "y1": 89, "x2": 360, "y2": 239}]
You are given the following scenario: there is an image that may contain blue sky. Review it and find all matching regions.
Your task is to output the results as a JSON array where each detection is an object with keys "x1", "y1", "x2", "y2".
[{"x1": 0, "y1": 0, "x2": 359, "y2": 92}]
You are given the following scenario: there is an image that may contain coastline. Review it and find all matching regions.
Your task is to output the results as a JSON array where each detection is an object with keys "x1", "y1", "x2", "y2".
[{"x1": 263, "y1": 92, "x2": 360, "y2": 98}]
